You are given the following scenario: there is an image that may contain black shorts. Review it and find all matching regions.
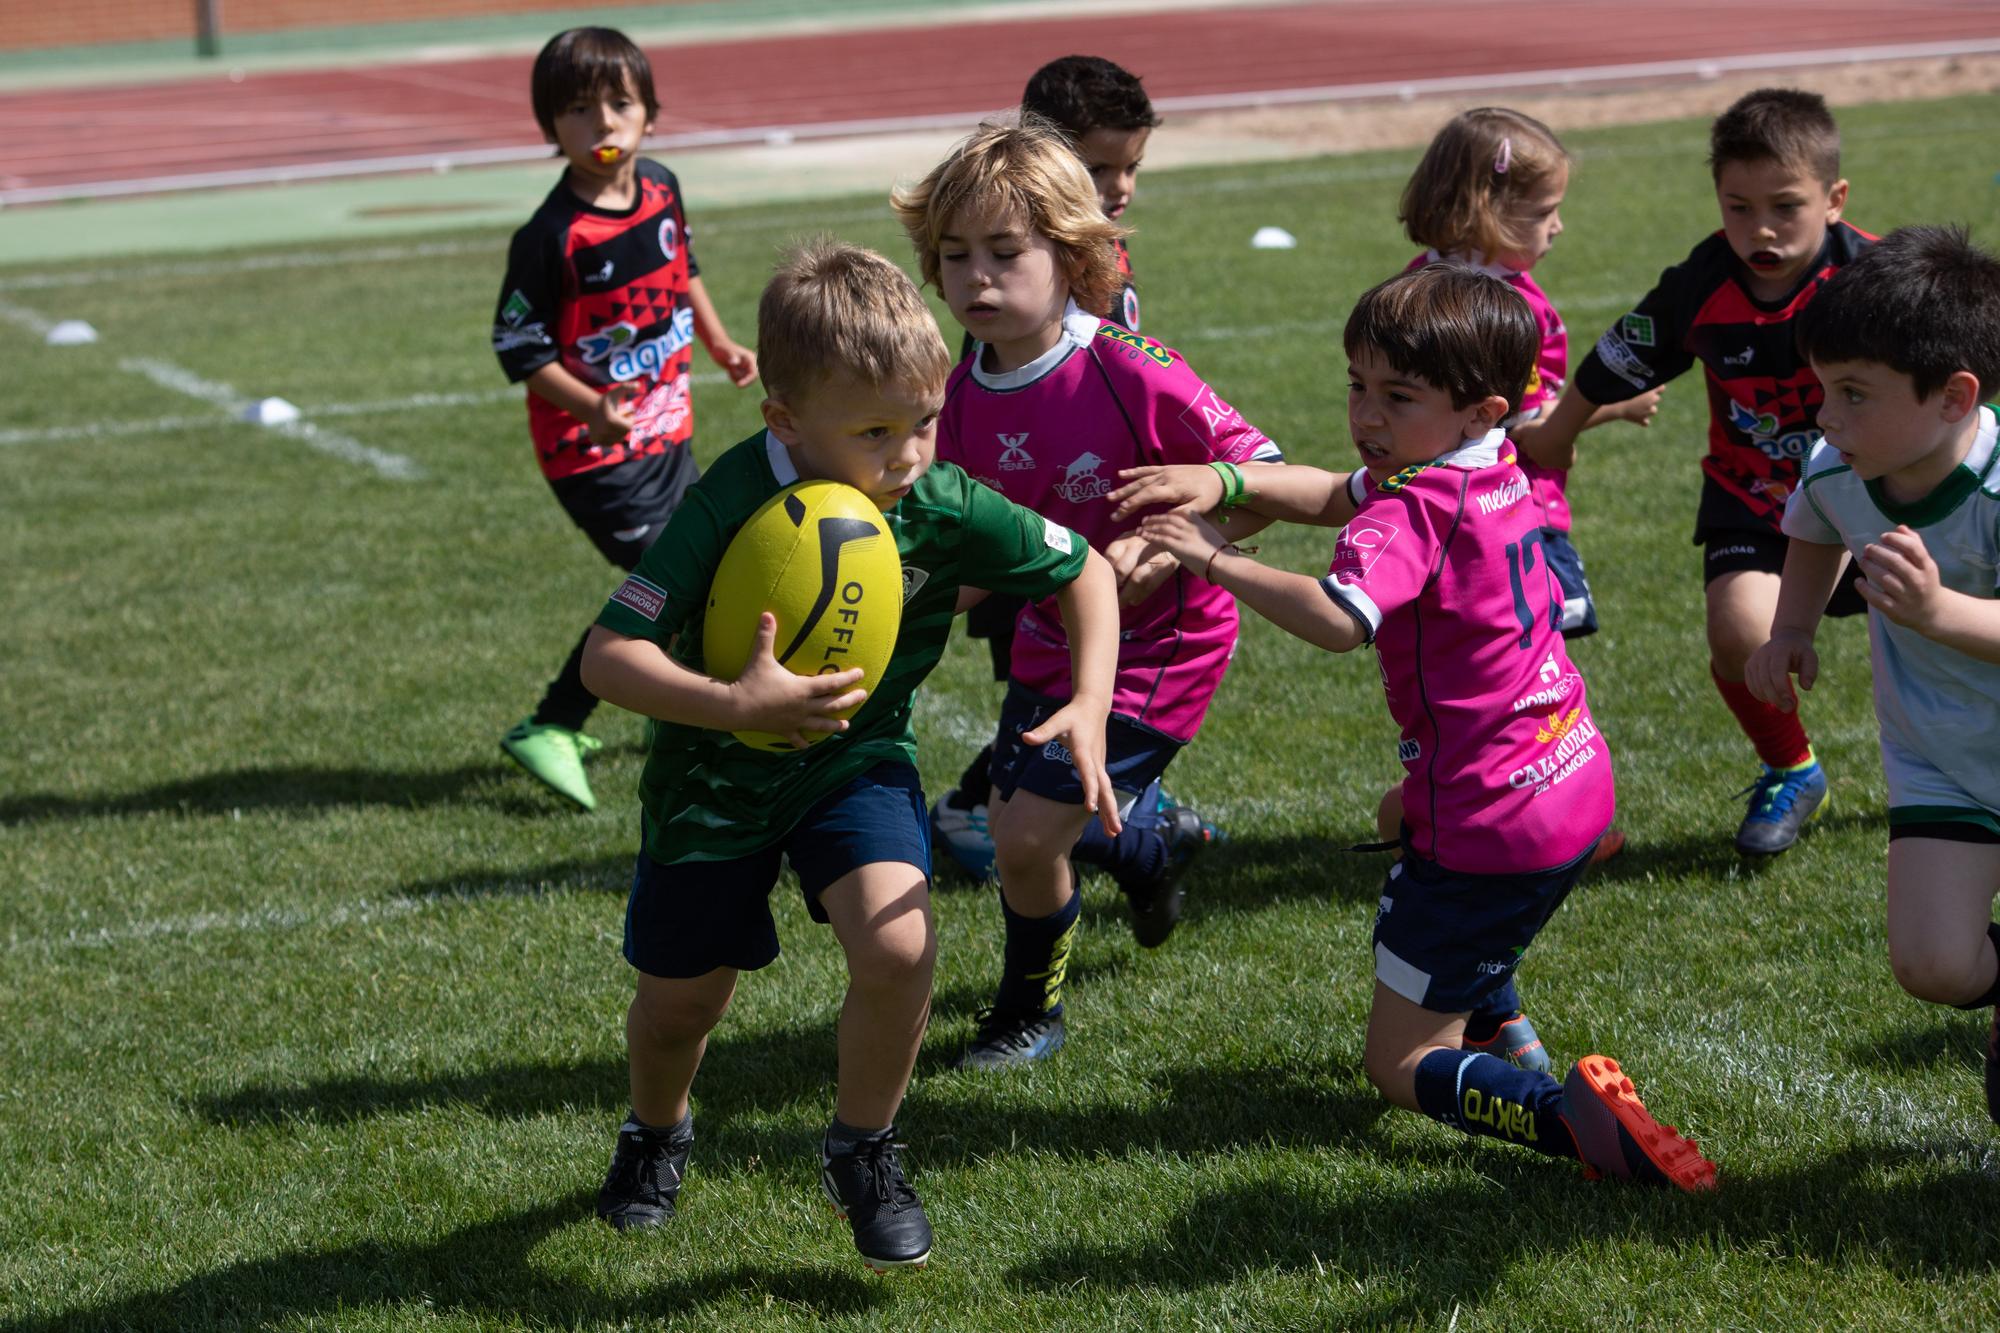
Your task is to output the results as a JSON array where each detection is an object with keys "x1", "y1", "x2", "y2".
[
  {"x1": 1696, "y1": 480, "x2": 1866, "y2": 617},
  {"x1": 550, "y1": 446, "x2": 700, "y2": 571}
]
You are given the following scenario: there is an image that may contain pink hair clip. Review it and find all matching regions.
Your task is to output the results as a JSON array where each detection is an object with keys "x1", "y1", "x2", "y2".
[{"x1": 1494, "y1": 137, "x2": 1512, "y2": 174}]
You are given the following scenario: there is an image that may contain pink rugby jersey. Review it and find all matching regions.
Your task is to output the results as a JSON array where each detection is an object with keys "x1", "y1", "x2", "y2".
[
  {"x1": 940, "y1": 302, "x2": 1283, "y2": 742},
  {"x1": 1320, "y1": 428, "x2": 1614, "y2": 873},
  {"x1": 1406, "y1": 251, "x2": 1573, "y2": 531}
]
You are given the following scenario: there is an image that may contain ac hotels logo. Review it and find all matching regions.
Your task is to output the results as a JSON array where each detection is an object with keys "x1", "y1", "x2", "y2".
[{"x1": 997, "y1": 432, "x2": 1035, "y2": 471}]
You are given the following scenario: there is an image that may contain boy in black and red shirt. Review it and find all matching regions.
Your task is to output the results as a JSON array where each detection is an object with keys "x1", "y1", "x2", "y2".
[
  {"x1": 1521, "y1": 88, "x2": 1873, "y2": 857},
  {"x1": 491, "y1": 26, "x2": 758, "y2": 811}
]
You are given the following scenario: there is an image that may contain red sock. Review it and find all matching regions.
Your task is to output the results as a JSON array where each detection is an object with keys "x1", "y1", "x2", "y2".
[{"x1": 1712, "y1": 663, "x2": 1812, "y2": 769}]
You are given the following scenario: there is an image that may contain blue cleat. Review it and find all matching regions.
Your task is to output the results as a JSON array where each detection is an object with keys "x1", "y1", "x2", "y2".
[
  {"x1": 1734, "y1": 760, "x2": 1828, "y2": 856},
  {"x1": 1464, "y1": 1010, "x2": 1551, "y2": 1074},
  {"x1": 956, "y1": 1007, "x2": 1066, "y2": 1070},
  {"x1": 930, "y1": 790, "x2": 995, "y2": 881}
]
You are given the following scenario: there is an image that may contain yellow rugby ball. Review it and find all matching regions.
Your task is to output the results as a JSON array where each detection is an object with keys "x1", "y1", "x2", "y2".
[{"x1": 703, "y1": 481, "x2": 903, "y2": 751}]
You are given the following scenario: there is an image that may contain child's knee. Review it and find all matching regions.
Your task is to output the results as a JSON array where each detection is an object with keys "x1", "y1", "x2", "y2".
[
  {"x1": 1888, "y1": 936, "x2": 1989, "y2": 1005},
  {"x1": 846, "y1": 916, "x2": 937, "y2": 990},
  {"x1": 992, "y1": 801, "x2": 1081, "y2": 870},
  {"x1": 1705, "y1": 617, "x2": 1762, "y2": 676},
  {"x1": 630, "y1": 978, "x2": 731, "y2": 1047}
]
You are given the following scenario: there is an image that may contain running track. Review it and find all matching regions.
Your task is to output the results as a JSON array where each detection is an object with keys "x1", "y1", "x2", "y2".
[{"x1": 6, "y1": 0, "x2": 2000, "y2": 202}]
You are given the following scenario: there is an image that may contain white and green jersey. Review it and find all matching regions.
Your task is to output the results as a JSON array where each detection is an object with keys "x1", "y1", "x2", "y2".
[
  {"x1": 1782, "y1": 407, "x2": 2000, "y2": 822},
  {"x1": 596, "y1": 430, "x2": 1089, "y2": 864}
]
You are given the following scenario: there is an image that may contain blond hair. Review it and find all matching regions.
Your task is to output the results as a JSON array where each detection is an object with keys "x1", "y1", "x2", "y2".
[
  {"x1": 757, "y1": 239, "x2": 952, "y2": 403},
  {"x1": 1400, "y1": 107, "x2": 1568, "y2": 262},
  {"x1": 891, "y1": 116, "x2": 1127, "y2": 318}
]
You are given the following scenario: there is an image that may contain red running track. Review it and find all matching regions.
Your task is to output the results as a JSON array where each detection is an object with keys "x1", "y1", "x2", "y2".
[{"x1": 4, "y1": 0, "x2": 1999, "y2": 197}]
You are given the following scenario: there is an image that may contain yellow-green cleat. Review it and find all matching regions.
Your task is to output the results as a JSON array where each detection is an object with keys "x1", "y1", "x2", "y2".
[{"x1": 501, "y1": 717, "x2": 604, "y2": 810}]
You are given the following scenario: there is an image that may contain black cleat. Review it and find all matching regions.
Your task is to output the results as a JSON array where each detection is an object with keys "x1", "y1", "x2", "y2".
[
  {"x1": 821, "y1": 1129, "x2": 932, "y2": 1270},
  {"x1": 595, "y1": 1115, "x2": 693, "y2": 1232},
  {"x1": 1121, "y1": 805, "x2": 1217, "y2": 947}
]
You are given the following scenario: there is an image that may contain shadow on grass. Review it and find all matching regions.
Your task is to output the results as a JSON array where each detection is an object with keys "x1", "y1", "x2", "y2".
[
  {"x1": 396, "y1": 854, "x2": 632, "y2": 902},
  {"x1": 0, "y1": 1192, "x2": 884, "y2": 1332},
  {"x1": 0, "y1": 763, "x2": 571, "y2": 825},
  {"x1": 1851, "y1": 1013, "x2": 1985, "y2": 1073},
  {"x1": 1569, "y1": 806, "x2": 1883, "y2": 889},
  {"x1": 1006, "y1": 1142, "x2": 2000, "y2": 1320}
]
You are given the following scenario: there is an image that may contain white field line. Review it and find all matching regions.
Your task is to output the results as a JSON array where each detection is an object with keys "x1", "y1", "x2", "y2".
[
  {"x1": 0, "y1": 373, "x2": 736, "y2": 448},
  {"x1": 0, "y1": 296, "x2": 55, "y2": 336},
  {"x1": 119, "y1": 356, "x2": 424, "y2": 480},
  {"x1": 7, "y1": 36, "x2": 1999, "y2": 207},
  {"x1": 6, "y1": 896, "x2": 437, "y2": 956}
]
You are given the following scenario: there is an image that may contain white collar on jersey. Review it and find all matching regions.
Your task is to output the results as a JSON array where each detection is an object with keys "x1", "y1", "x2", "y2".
[
  {"x1": 764, "y1": 428, "x2": 799, "y2": 484},
  {"x1": 1426, "y1": 248, "x2": 1521, "y2": 281},
  {"x1": 968, "y1": 299, "x2": 1102, "y2": 391},
  {"x1": 1430, "y1": 426, "x2": 1509, "y2": 471}
]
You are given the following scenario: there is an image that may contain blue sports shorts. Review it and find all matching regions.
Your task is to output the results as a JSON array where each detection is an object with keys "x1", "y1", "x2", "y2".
[
  {"x1": 987, "y1": 681, "x2": 1182, "y2": 807},
  {"x1": 1541, "y1": 527, "x2": 1599, "y2": 639},
  {"x1": 1371, "y1": 830, "x2": 1601, "y2": 1013},
  {"x1": 623, "y1": 762, "x2": 930, "y2": 978}
]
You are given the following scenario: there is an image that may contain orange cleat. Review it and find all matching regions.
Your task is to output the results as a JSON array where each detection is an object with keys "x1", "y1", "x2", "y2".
[
  {"x1": 1561, "y1": 1054, "x2": 1717, "y2": 1191},
  {"x1": 1588, "y1": 828, "x2": 1627, "y2": 866}
]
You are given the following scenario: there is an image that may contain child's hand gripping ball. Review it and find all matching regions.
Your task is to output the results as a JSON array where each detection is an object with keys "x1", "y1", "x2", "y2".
[{"x1": 703, "y1": 481, "x2": 904, "y2": 751}]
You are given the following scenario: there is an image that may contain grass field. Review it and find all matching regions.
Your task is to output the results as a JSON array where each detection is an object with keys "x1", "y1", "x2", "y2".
[{"x1": 7, "y1": 93, "x2": 2000, "y2": 1331}]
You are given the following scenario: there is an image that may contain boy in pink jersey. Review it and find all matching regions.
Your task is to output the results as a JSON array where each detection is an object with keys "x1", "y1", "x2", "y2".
[
  {"x1": 1117, "y1": 266, "x2": 1715, "y2": 1189},
  {"x1": 894, "y1": 120, "x2": 1279, "y2": 1068}
]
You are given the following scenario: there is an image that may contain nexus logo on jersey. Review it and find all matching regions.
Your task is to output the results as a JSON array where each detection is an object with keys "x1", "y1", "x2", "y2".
[
  {"x1": 1333, "y1": 516, "x2": 1399, "y2": 581},
  {"x1": 997, "y1": 432, "x2": 1035, "y2": 471},
  {"x1": 1096, "y1": 325, "x2": 1174, "y2": 368}
]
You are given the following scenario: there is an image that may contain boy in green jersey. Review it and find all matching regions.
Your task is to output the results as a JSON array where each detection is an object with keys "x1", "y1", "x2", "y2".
[
  {"x1": 580, "y1": 240, "x2": 1122, "y2": 1269},
  {"x1": 1747, "y1": 225, "x2": 2000, "y2": 1129}
]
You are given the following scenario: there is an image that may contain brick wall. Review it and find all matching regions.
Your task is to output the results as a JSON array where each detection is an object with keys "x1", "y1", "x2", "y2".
[{"x1": 0, "y1": 1, "x2": 698, "y2": 53}]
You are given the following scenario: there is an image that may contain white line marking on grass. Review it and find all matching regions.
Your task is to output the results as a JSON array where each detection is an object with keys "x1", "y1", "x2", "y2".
[
  {"x1": 0, "y1": 296, "x2": 55, "y2": 336},
  {"x1": 7, "y1": 897, "x2": 437, "y2": 956},
  {"x1": 120, "y1": 356, "x2": 424, "y2": 480},
  {"x1": 0, "y1": 413, "x2": 227, "y2": 446}
]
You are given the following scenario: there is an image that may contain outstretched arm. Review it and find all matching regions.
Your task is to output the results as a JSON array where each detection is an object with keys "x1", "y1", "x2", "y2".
[
  {"x1": 1137, "y1": 509, "x2": 1367, "y2": 654},
  {"x1": 1744, "y1": 537, "x2": 1845, "y2": 711},
  {"x1": 1034, "y1": 548, "x2": 1124, "y2": 836}
]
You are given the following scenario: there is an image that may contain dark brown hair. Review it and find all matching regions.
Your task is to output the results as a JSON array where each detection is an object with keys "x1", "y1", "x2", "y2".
[
  {"x1": 1022, "y1": 55, "x2": 1160, "y2": 138},
  {"x1": 1343, "y1": 264, "x2": 1538, "y2": 412},
  {"x1": 1708, "y1": 88, "x2": 1840, "y2": 185},
  {"x1": 1796, "y1": 225, "x2": 2000, "y2": 401},
  {"x1": 530, "y1": 28, "x2": 659, "y2": 141}
]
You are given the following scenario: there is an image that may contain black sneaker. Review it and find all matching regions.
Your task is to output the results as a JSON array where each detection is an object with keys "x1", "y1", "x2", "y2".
[
  {"x1": 595, "y1": 1115, "x2": 693, "y2": 1232},
  {"x1": 821, "y1": 1129, "x2": 932, "y2": 1270},
  {"x1": 1733, "y1": 761, "x2": 1828, "y2": 856},
  {"x1": 955, "y1": 1006, "x2": 1067, "y2": 1070},
  {"x1": 1986, "y1": 1008, "x2": 2000, "y2": 1127},
  {"x1": 1121, "y1": 805, "x2": 1217, "y2": 948}
]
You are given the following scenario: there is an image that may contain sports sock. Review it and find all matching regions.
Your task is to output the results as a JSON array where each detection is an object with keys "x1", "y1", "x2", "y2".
[
  {"x1": 1711, "y1": 663, "x2": 1812, "y2": 770},
  {"x1": 625, "y1": 1108, "x2": 692, "y2": 1138},
  {"x1": 1413, "y1": 1048, "x2": 1579, "y2": 1160},
  {"x1": 824, "y1": 1117, "x2": 891, "y2": 1155},
  {"x1": 1952, "y1": 923, "x2": 2000, "y2": 1010},
  {"x1": 1072, "y1": 782, "x2": 1168, "y2": 885},
  {"x1": 1463, "y1": 977, "x2": 1523, "y2": 1045},
  {"x1": 992, "y1": 883, "x2": 1081, "y2": 1017},
  {"x1": 952, "y1": 745, "x2": 996, "y2": 808},
  {"x1": 532, "y1": 628, "x2": 601, "y2": 732}
]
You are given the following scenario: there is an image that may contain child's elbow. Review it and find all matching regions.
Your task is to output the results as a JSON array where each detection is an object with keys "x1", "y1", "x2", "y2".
[{"x1": 577, "y1": 627, "x2": 615, "y2": 697}]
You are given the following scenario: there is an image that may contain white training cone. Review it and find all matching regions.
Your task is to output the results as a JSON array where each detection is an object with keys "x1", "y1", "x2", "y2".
[
  {"x1": 243, "y1": 396, "x2": 302, "y2": 426},
  {"x1": 1251, "y1": 226, "x2": 1297, "y2": 250},
  {"x1": 44, "y1": 319, "x2": 98, "y2": 346}
]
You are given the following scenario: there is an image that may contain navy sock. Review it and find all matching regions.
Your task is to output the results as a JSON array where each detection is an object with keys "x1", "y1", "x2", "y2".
[
  {"x1": 1072, "y1": 780, "x2": 1168, "y2": 885},
  {"x1": 1464, "y1": 977, "x2": 1523, "y2": 1044},
  {"x1": 1412, "y1": 1048, "x2": 1578, "y2": 1160},
  {"x1": 992, "y1": 884, "x2": 1081, "y2": 1017}
]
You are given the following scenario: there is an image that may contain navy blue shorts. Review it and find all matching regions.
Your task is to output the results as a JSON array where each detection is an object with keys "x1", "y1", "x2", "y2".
[
  {"x1": 622, "y1": 762, "x2": 931, "y2": 978},
  {"x1": 987, "y1": 681, "x2": 1181, "y2": 806},
  {"x1": 1370, "y1": 830, "x2": 1602, "y2": 1013},
  {"x1": 1541, "y1": 528, "x2": 1599, "y2": 639}
]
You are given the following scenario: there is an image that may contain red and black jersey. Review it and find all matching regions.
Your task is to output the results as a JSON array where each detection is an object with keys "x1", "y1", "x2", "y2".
[
  {"x1": 1572, "y1": 221, "x2": 1874, "y2": 531},
  {"x1": 492, "y1": 159, "x2": 702, "y2": 482}
]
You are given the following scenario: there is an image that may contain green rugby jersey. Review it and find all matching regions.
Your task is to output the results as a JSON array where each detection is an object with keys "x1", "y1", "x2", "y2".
[
  {"x1": 596, "y1": 430, "x2": 1089, "y2": 863},
  {"x1": 1783, "y1": 406, "x2": 2000, "y2": 813}
]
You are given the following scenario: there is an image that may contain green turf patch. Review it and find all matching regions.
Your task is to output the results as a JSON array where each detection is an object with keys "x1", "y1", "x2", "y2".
[{"x1": 6, "y1": 95, "x2": 2000, "y2": 1330}]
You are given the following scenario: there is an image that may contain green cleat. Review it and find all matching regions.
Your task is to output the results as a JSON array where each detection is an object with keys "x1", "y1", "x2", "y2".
[{"x1": 501, "y1": 717, "x2": 604, "y2": 810}]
